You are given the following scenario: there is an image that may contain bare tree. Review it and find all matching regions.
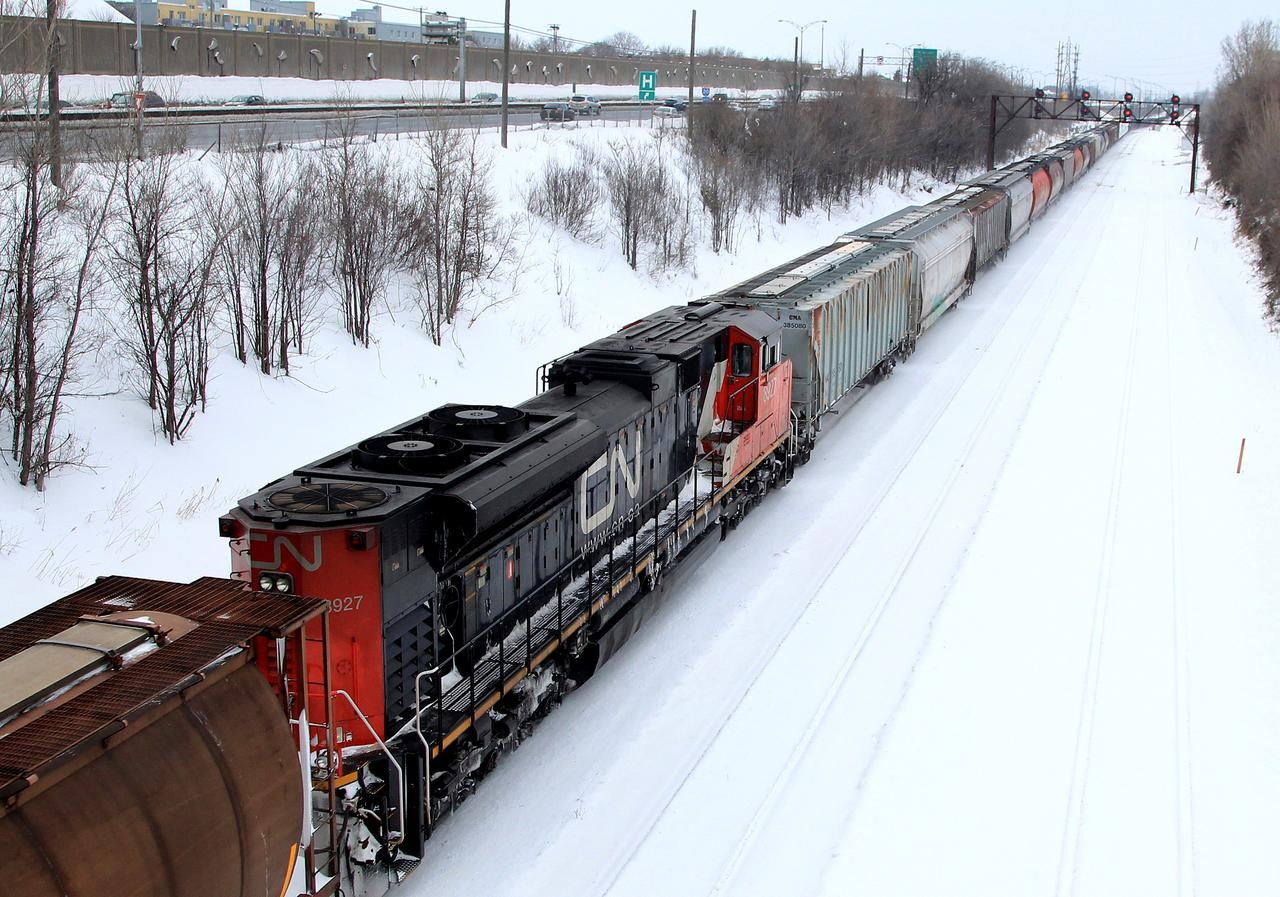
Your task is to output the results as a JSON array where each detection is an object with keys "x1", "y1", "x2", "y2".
[
  {"x1": 687, "y1": 142, "x2": 751, "y2": 253},
  {"x1": 217, "y1": 138, "x2": 322, "y2": 374},
  {"x1": 320, "y1": 126, "x2": 401, "y2": 346},
  {"x1": 602, "y1": 139, "x2": 657, "y2": 269},
  {"x1": 0, "y1": 155, "x2": 113, "y2": 488},
  {"x1": 399, "y1": 127, "x2": 518, "y2": 345},
  {"x1": 1208, "y1": 20, "x2": 1280, "y2": 317},
  {"x1": 108, "y1": 152, "x2": 222, "y2": 443}
]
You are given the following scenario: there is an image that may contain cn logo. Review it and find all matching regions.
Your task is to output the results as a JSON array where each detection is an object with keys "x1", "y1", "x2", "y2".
[
  {"x1": 249, "y1": 533, "x2": 323, "y2": 572},
  {"x1": 577, "y1": 429, "x2": 643, "y2": 534}
]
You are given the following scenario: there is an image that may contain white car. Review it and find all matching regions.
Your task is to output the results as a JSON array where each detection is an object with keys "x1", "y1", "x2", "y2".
[
  {"x1": 758, "y1": 97, "x2": 777, "y2": 110},
  {"x1": 652, "y1": 105, "x2": 680, "y2": 117}
]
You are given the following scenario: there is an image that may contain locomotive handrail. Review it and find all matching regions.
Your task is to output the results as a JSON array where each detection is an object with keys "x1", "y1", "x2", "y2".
[
  {"x1": 333, "y1": 689, "x2": 406, "y2": 848},
  {"x1": 414, "y1": 460, "x2": 720, "y2": 750}
]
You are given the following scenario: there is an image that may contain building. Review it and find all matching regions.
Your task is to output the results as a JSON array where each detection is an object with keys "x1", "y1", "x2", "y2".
[{"x1": 348, "y1": 5, "x2": 421, "y2": 42}]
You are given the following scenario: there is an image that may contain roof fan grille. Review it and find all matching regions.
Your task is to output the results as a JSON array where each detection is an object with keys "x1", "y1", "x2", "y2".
[
  {"x1": 354, "y1": 433, "x2": 470, "y2": 476},
  {"x1": 268, "y1": 482, "x2": 389, "y2": 515},
  {"x1": 426, "y1": 404, "x2": 528, "y2": 441}
]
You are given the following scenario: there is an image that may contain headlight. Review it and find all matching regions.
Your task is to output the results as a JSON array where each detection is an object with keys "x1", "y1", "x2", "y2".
[
  {"x1": 275, "y1": 576, "x2": 292, "y2": 593},
  {"x1": 258, "y1": 573, "x2": 274, "y2": 591}
]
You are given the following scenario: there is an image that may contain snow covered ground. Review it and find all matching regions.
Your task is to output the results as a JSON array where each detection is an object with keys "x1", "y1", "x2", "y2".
[
  {"x1": 383, "y1": 127, "x2": 1279, "y2": 897},
  {"x1": 0, "y1": 121, "x2": 935, "y2": 618},
  {"x1": 51, "y1": 72, "x2": 770, "y2": 106},
  {"x1": 4, "y1": 121, "x2": 1275, "y2": 897}
]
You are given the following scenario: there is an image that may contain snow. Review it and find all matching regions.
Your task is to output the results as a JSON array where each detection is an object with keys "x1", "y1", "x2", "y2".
[
  {"x1": 60, "y1": 0, "x2": 130, "y2": 24},
  {"x1": 4, "y1": 120, "x2": 1277, "y2": 897},
  {"x1": 52, "y1": 72, "x2": 770, "y2": 106},
  {"x1": 384, "y1": 127, "x2": 1275, "y2": 897},
  {"x1": 0, "y1": 121, "x2": 932, "y2": 619}
]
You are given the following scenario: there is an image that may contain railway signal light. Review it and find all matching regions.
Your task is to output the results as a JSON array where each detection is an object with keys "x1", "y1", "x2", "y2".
[
  {"x1": 1123, "y1": 107, "x2": 1133, "y2": 119},
  {"x1": 1171, "y1": 94, "x2": 1180, "y2": 105},
  {"x1": 1171, "y1": 109, "x2": 1180, "y2": 122},
  {"x1": 1081, "y1": 90, "x2": 1091, "y2": 101},
  {"x1": 1035, "y1": 87, "x2": 1045, "y2": 98},
  {"x1": 1123, "y1": 91, "x2": 1133, "y2": 103}
]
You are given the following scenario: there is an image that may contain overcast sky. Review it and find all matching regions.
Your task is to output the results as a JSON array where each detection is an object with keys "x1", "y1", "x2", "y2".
[{"x1": 309, "y1": 0, "x2": 1277, "y2": 94}]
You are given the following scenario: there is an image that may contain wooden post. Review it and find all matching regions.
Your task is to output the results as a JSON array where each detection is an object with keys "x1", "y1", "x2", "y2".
[
  {"x1": 1237, "y1": 437, "x2": 1246, "y2": 474},
  {"x1": 986, "y1": 94, "x2": 998, "y2": 171}
]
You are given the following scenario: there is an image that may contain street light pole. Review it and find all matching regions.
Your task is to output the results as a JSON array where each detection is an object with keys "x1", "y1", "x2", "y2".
[
  {"x1": 500, "y1": 0, "x2": 510, "y2": 147},
  {"x1": 133, "y1": 0, "x2": 144, "y2": 158},
  {"x1": 778, "y1": 18, "x2": 826, "y2": 70}
]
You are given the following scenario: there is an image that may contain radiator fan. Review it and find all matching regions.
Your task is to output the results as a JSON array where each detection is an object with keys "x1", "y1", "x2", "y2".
[
  {"x1": 267, "y1": 481, "x2": 389, "y2": 515},
  {"x1": 425, "y1": 404, "x2": 528, "y2": 441},
  {"x1": 353, "y1": 433, "x2": 469, "y2": 476}
]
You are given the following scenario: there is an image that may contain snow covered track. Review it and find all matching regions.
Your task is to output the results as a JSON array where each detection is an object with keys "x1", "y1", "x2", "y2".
[{"x1": 388, "y1": 126, "x2": 1280, "y2": 897}]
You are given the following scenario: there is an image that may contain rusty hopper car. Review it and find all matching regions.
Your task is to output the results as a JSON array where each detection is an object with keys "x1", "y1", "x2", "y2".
[
  {"x1": 965, "y1": 168, "x2": 1035, "y2": 245},
  {"x1": 0, "y1": 576, "x2": 328, "y2": 897}
]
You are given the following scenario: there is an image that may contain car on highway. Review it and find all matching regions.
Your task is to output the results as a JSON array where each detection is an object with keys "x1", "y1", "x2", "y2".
[
  {"x1": 224, "y1": 94, "x2": 267, "y2": 106},
  {"x1": 103, "y1": 90, "x2": 166, "y2": 109},
  {"x1": 540, "y1": 102, "x2": 575, "y2": 121},
  {"x1": 652, "y1": 105, "x2": 681, "y2": 118},
  {"x1": 469, "y1": 92, "x2": 499, "y2": 104},
  {"x1": 661, "y1": 97, "x2": 688, "y2": 112},
  {"x1": 758, "y1": 97, "x2": 777, "y2": 111},
  {"x1": 568, "y1": 94, "x2": 601, "y2": 116}
]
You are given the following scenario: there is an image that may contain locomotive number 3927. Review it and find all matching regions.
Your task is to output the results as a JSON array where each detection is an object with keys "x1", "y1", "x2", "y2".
[{"x1": 330, "y1": 595, "x2": 365, "y2": 613}]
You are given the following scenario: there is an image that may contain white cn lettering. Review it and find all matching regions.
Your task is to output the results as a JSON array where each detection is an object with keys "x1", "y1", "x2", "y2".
[
  {"x1": 249, "y1": 533, "x2": 324, "y2": 572},
  {"x1": 577, "y1": 428, "x2": 643, "y2": 534}
]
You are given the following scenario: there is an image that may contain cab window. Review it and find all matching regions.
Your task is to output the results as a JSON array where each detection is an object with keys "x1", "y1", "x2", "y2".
[{"x1": 731, "y1": 343, "x2": 754, "y2": 378}]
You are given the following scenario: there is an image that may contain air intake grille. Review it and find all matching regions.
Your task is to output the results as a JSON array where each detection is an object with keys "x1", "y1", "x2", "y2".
[{"x1": 267, "y1": 482, "x2": 389, "y2": 515}]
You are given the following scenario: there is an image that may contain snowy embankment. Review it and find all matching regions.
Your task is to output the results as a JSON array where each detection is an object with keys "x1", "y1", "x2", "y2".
[
  {"x1": 52, "y1": 73, "x2": 769, "y2": 106},
  {"x1": 0, "y1": 121, "x2": 938, "y2": 620},
  {"x1": 386, "y1": 127, "x2": 1280, "y2": 897}
]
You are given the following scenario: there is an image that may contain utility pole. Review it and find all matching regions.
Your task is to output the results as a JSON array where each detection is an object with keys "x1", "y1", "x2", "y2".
[
  {"x1": 133, "y1": 0, "x2": 144, "y2": 158},
  {"x1": 457, "y1": 16, "x2": 467, "y2": 103},
  {"x1": 549, "y1": 23, "x2": 559, "y2": 53},
  {"x1": 500, "y1": 0, "x2": 510, "y2": 147},
  {"x1": 687, "y1": 9, "x2": 695, "y2": 136},
  {"x1": 858, "y1": 47, "x2": 863, "y2": 79},
  {"x1": 819, "y1": 22, "x2": 824, "y2": 71},
  {"x1": 793, "y1": 36, "x2": 799, "y2": 101},
  {"x1": 46, "y1": 0, "x2": 62, "y2": 186}
]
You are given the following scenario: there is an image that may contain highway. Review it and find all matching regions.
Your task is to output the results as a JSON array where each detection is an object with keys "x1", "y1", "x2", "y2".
[{"x1": 0, "y1": 101, "x2": 673, "y2": 158}]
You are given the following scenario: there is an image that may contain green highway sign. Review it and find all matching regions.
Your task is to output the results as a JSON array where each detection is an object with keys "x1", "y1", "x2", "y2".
[
  {"x1": 912, "y1": 48, "x2": 938, "y2": 72},
  {"x1": 639, "y1": 70, "x2": 657, "y2": 101}
]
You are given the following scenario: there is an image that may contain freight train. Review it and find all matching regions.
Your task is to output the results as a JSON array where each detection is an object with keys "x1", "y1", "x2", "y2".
[{"x1": 0, "y1": 122, "x2": 1124, "y2": 897}]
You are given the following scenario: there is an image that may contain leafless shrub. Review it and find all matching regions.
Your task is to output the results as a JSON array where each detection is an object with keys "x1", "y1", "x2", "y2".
[
  {"x1": 107, "y1": 151, "x2": 223, "y2": 443},
  {"x1": 319, "y1": 130, "x2": 401, "y2": 346},
  {"x1": 217, "y1": 137, "x2": 323, "y2": 374},
  {"x1": 0, "y1": 155, "x2": 114, "y2": 490},
  {"x1": 398, "y1": 127, "x2": 519, "y2": 345},
  {"x1": 602, "y1": 138, "x2": 658, "y2": 269},
  {"x1": 524, "y1": 148, "x2": 602, "y2": 241},
  {"x1": 1207, "y1": 19, "x2": 1280, "y2": 316},
  {"x1": 686, "y1": 142, "x2": 754, "y2": 254}
]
